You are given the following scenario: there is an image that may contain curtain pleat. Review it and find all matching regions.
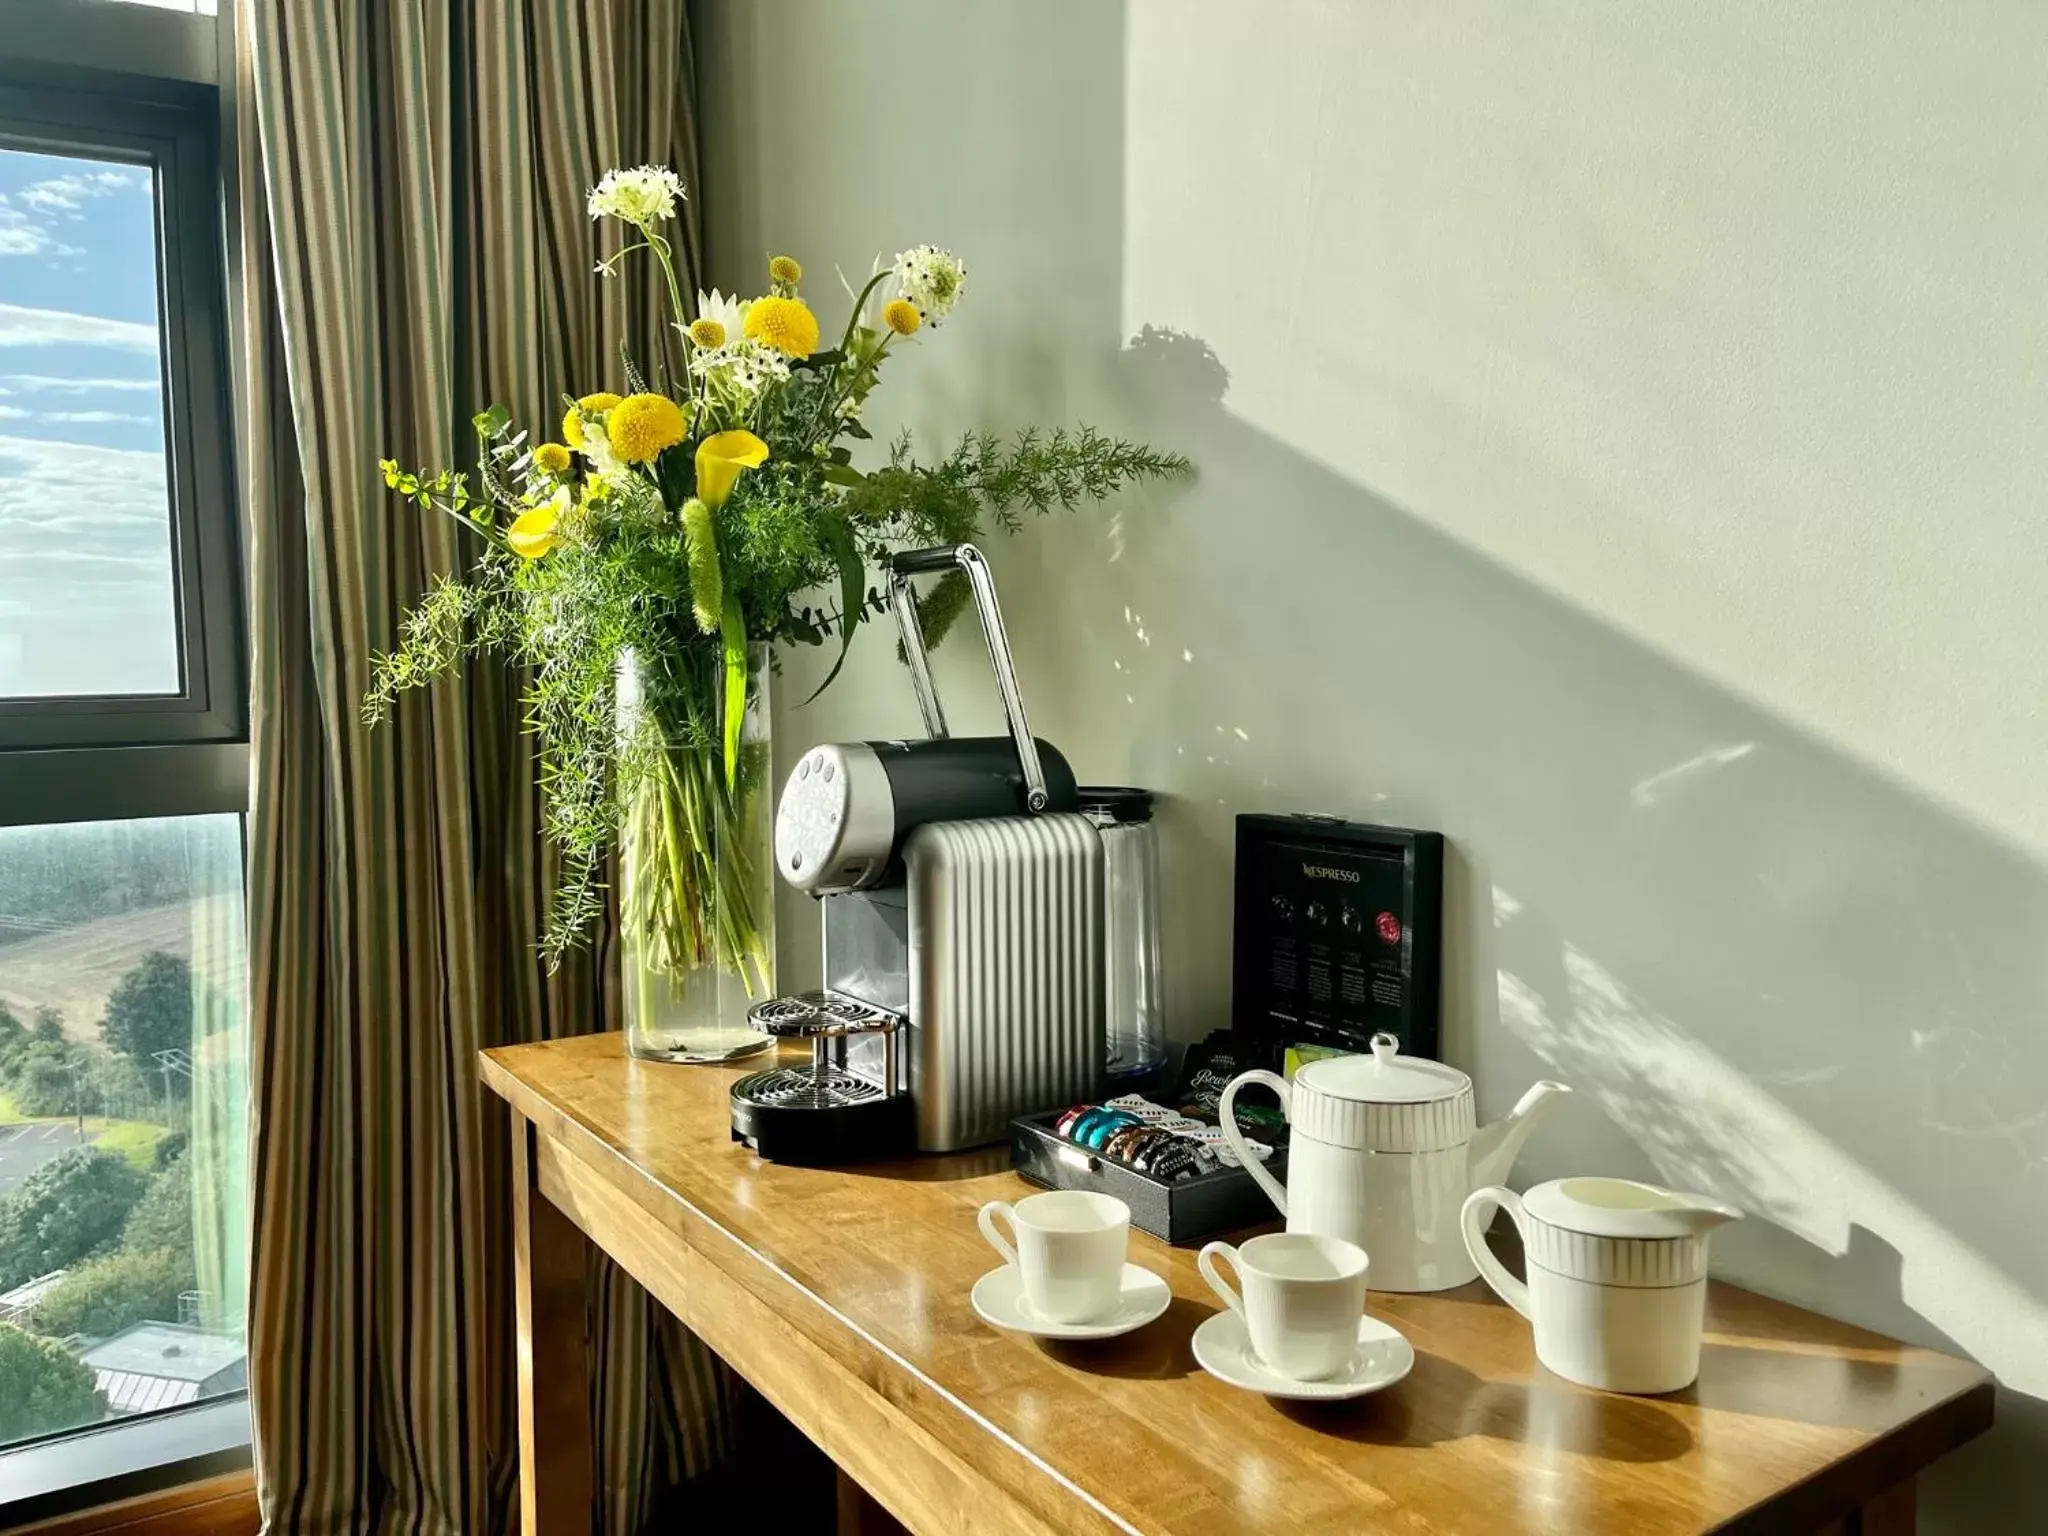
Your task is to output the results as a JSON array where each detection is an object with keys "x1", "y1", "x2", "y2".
[{"x1": 238, "y1": 3, "x2": 725, "y2": 1531}]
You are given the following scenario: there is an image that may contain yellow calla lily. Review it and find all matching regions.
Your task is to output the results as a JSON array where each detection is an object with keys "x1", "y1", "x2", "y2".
[
  {"x1": 695, "y1": 429, "x2": 769, "y2": 510},
  {"x1": 507, "y1": 500, "x2": 561, "y2": 560}
]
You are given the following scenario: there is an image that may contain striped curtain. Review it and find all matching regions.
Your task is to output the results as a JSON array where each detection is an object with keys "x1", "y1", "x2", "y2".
[{"x1": 237, "y1": 4, "x2": 732, "y2": 1532}]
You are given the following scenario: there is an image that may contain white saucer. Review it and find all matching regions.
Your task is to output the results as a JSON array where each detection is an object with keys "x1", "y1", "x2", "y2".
[
  {"x1": 971, "y1": 1264, "x2": 1173, "y2": 1340},
  {"x1": 1191, "y1": 1312, "x2": 1415, "y2": 1401}
]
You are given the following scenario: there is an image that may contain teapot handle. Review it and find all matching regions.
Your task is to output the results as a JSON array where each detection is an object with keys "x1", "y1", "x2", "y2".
[
  {"x1": 1218, "y1": 1069, "x2": 1290, "y2": 1217},
  {"x1": 1461, "y1": 1186, "x2": 1533, "y2": 1320}
]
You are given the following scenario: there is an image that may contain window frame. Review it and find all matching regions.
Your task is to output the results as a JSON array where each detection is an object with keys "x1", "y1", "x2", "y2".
[
  {"x1": 0, "y1": 3, "x2": 252, "y2": 1520},
  {"x1": 0, "y1": 63, "x2": 243, "y2": 763}
]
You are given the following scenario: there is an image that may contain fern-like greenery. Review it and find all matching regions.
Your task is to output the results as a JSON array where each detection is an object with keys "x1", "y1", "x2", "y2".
[{"x1": 364, "y1": 218, "x2": 1189, "y2": 974}]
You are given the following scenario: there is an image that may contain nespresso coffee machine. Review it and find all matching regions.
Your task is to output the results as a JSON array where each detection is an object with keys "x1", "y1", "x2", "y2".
[{"x1": 730, "y1": 544, "x2": 1106, "y2": 1163}]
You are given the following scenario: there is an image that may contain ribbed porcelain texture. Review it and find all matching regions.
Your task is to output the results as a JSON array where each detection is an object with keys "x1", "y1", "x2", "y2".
[
  {"x1": 906, "y1": 814, "x2": 1105, "y2": 1151},
  {"x1": 1523, "y1": 1216, "x2": 1708, "y2": 1289},
  {"x1": 1291, "y1": 1081, "x2": 1475, "y2": 1153}
]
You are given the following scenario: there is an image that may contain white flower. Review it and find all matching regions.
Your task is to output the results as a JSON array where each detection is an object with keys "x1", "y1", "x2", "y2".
[
  {"x1": 892, "y1": 244, "x2": 967, "y2": 323},
  {"x1": 587, "y1": 165, "x2": 687, "y2": 226},
  {"x1": 693, "y1": 288, "x2": 750, "y2": 347},
  {"x1": 690, "y1": 337, "x2": 790, "y2": 409}
]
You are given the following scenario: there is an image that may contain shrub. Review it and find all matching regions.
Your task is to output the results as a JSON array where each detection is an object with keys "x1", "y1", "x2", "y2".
[
  {"x1": 0, "y1": 1322, "x2": 101, "y2": 1440},
  {"x1": 0, "y1": 1148, "x2": 148, "y2": 1289},
  {"x1": 30, "y1": 1247, "x2": 195, "y2": 1341},
  {"x1": 120, "y1": 1152, "x2": 192, "y2": 1259},
  {"x1": 152, "y1": 1130, "x2": 189, "y2": 1171},
  {"x1": 8, "y1": 1044, "x2": 90, "y2": 1119}
]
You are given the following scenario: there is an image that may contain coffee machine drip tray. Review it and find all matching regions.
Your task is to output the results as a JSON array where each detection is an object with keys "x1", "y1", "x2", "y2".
[{"x1": 730, "y1": 990, "x2": 917, "y2": 1164}]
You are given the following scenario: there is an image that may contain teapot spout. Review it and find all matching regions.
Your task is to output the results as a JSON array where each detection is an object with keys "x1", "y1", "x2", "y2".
[{"x1": 1469, "y1": 1079, "x2": 1571, "y2": 1188}]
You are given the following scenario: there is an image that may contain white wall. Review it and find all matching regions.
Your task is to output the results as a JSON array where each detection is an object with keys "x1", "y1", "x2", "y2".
[{"x1": 696, "y1": 3, "x2": 2048, "y2": 1524}]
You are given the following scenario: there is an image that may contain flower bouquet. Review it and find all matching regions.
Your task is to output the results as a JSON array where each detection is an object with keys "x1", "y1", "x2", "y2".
[{"x1": 365, "y1": 165, "x2": 1187, "y2": 1060}]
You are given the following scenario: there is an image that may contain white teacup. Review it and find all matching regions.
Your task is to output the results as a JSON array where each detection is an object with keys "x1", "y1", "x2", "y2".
[
  {"x1": 978, "y1": 1190, "x2": 1130, "y2": 1324},
  {"x1": 1198, "y1": 1232, "x2": 1369, "y2": 1381}
]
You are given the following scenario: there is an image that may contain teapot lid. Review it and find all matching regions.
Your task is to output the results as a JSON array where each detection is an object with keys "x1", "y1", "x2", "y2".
[
  {"x1": 1522, "y1": 1177, "x2": 1745, "y2": 1241},
  {"x1": 1296, "y1": 1033, "x2": 1469, "y2": 1104},
  {"x1": 1289, "y1": 1034, "x2": 1474, "y2": 1153}
]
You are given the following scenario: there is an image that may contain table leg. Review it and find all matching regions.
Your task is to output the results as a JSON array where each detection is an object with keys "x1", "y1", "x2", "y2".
[
  {"x1": 514, "y1": 1113, "x2": 595, "y2": 1535},
  {"x1": 835, "y1": 1468, "x2": 910, "y2": 1536},
  {"x1": 1817, "y1": 1476, "x2": 1916, "y2": 1535}
]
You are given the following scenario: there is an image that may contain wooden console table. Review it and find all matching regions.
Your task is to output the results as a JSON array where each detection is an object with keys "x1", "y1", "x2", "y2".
[{"x1": 481, "y1": 1033, "x2": 1991, "y2": 1535}]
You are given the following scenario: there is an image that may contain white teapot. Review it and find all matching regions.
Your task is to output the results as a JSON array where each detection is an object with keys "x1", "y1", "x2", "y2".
[{"x1": 1219, "y1": 1033, "x2": 1568, "y2": 1293}]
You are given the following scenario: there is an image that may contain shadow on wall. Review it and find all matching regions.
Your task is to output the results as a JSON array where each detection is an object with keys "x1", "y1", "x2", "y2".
[
  {"x1": 1002, "y1": 323, "x2": 2047, "y2": 1529},
  {"x1": 696, "y1": 1, "x2": 2045, "y2": 1526}
]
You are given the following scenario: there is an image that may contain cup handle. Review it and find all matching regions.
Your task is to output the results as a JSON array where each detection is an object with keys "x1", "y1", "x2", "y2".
[
  {"x1": 977, "y1": 1201, "x2": 1019, "y2": 1268},
  {"x1": 1218, "y1": 1069, "x2": 1291, "y2": 1218},
  {"x1": 1197, "y1": 1240, "x2": 1246, "y2": 1321},
  {"x1": 1460, "y1": 1186, "x2": 1533, "y2": 1320}
]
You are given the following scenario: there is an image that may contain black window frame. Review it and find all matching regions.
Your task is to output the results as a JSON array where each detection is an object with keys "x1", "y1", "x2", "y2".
[
  {"x1": 0, "y1": 56, "x2": 244, "y2": 794},
  {"x1": 0, "y1": 3, "x2": 253, "y2": 1522}
]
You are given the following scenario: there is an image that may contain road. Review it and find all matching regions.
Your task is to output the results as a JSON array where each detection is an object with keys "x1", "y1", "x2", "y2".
[{"x1": 0, "y1": 1121, "x2": 87, "y2": 1194}]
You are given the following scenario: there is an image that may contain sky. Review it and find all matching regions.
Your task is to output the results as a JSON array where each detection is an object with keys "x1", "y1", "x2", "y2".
[{"x1": 0, "y1": 146, "x2": 178, "y2": 698}]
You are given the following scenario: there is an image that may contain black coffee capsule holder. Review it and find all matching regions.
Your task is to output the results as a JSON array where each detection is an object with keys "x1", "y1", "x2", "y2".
[{"x1": 1007, "y1": 1110, "x2": 1287, "y2": 1246}]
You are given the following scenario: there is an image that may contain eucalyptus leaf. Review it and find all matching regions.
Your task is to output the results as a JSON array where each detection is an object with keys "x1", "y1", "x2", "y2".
[{"x1": 801, "y1": 516, "x2": 867, "y2": 705}]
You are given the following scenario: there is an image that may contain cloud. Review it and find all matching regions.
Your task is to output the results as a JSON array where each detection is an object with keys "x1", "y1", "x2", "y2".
[
  {"x1": 0, "y1": 434, "x2": 169, "y2": 578},
  {"x1": 17, "y1": 169, "x2": 139, "y2": 216},
  {"x1": 0, "y1": 212, "x2": 82, "y2": 261},
  {"x1": 0, "y1": 303, "x2": 156, "y2": 355},
  {"x1": 39, "y1": 410, "x2": 153, "y2": 425},
  {"x1": 0, "y1": 375, "x2": 158, "y2": 394}
]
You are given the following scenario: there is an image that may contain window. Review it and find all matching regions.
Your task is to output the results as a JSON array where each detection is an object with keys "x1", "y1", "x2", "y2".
[{"x1": 0, "y1": 1, "x2": 248, "y2": 1516}]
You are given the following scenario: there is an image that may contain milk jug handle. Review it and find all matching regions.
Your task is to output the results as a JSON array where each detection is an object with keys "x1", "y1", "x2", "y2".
[
  {"x1": 1217, "y1": 1069, "x2": 1290, "y2": 1216},
  {"x1": 1461, "y1": 1186, "x2": 1533, "y2": 1320}
]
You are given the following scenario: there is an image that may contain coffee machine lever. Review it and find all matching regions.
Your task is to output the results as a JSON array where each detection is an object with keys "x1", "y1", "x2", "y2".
[{"x1": 730, "y1": 543, "x2": 1107, "y2": 1163}]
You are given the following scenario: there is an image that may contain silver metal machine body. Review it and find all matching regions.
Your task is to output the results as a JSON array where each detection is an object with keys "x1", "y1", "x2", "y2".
[
  {"x1": 836, "y1": 812, "x2": 1105, "y2": 1151},
  {"x1": 756, "y1": 542, "x2": 1107, "y2": 1156}
]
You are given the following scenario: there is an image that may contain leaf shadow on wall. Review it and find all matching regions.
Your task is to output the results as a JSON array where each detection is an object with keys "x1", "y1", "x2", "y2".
[{"x1": 1005, "y1": 322, "x2": 2048, "y2": 1530}]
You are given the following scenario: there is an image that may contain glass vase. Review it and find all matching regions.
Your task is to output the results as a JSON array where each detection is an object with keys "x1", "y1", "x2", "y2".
[{"x1": 617, "y1": 641, "x2": 777, "y2": 1063}]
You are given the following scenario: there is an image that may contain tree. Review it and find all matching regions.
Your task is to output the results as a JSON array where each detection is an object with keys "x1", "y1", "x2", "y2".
[
  {"x1": 6, "y1": 1043, "x2": 91, "y2": 1119},
  {"x1": 100, "y1": 952, "x2": 192, "y2": 1099},
  {"x1": 29, "y1": 1246, "x2": 195, "y2": 1341},
  {"x1": 30, "y1": 1006, "x2": 63, "y2": 1045},
  {"x1": 0, "y1": 1323, "x2": 101, "y2": 1440},
  {"x1": 120, "y1": 1152, "x2": 192, "y2": 1259},
  {"x1": 0, "y1": 1003, "x2": 24, "y2": 1074},
  {"x1": 0, "y1": 1147, "x2": 147, "y2": 1289}
]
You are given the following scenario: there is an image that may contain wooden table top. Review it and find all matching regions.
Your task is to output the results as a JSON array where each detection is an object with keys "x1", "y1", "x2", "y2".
[{"x1": 481, "y1": 1033, "x2": 1991, "y2": 1536}]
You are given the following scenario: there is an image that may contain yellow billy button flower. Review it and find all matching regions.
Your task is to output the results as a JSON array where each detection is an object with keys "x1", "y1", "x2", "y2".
[
  {"x1": 561, "y1": 391, "x2": 621, "y2": 452},
  {"x1": 694, "y1": 429, "x2": 769, "y2": 509},
  {"x1": 532, "y1": 442, "x2": 572, "y2": 476},
  {"x1": 743, "y1": 295, "x2": 820, "y2": 358},
  {"x1": 687, "y1": 317, "x2": 726, "y2": 350},
  {"x1": 768, "y1": 254, "x2": 802, "y2": 286},
  {"x1": 607, "y1": 393, "x2": 688, "y2": 465},
  {"x1": 507, "y1": 488, "x2": 570, "y2": 560},
  {"x1": 882, "y1": 298, "x2": 922, "y2": 337}
]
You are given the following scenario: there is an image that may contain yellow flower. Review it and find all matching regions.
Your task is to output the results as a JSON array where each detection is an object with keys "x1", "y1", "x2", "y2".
[
  {"x1": 561, "y1": 391, "x2": 621, "y2": 451},
  {"x1": 507, "y1": 498, "x2": 562, "y2": 560},
  {"x1": 607, "y1": 393, "x2": 688, "y2": 465},
  {"x1": 688, "y1": 317, "x2": 726, "y2": 350},
  {"x1": 768, "y1": 254, "x2": 802, "y2": 286},
  {"x1": 532, "y1": 442, "x2": 571, "y2": 475},
  {"x1": 695, "y1": 429, "x2": 768, "y2": 509},
  {"x1": 744, "y1": 295, "x2": 820, "y2": 358},
  {"x1": 882, "y1": 298, "x2": 922, "y2": 337}
]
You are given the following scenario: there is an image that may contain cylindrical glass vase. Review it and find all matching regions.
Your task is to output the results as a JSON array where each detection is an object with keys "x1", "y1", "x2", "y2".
[{"x1": 617, "y1": 641, "x2": 777, "y2": 1063}]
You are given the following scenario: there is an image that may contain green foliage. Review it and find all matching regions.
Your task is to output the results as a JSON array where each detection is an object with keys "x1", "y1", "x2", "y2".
[
  {"x1": 120, "y1": 1153, "x2": 192, "y2": 1257},
  {"x1": 29, "y1": 1246, "x2": 195, "y2": 1341},
  {"x1": 100, "y1": 951, "x2": 193, "y2": 1098},
  {"x1": 0, "y1": 1147, "x2": 148, "y2": 1289},
  {"x1": 152, "y1": 1129, "x2": 189, "y2": 1171},
  {"x1": 30, "y1": 1007, "x2": 63, "y2": 1046},
  {"x1": 9, "y1": 1042, "x2": 88, "y2": 1118},
  {"x1": 364, "y1": 250, "x2": 1190, "y2": 966},
  {"x1": 0, "y1": 1005, "x2": 25, "y2": 1076},
  {"x1": 0, "y1": 1323, "x2": 101, "y2": 1439}
]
